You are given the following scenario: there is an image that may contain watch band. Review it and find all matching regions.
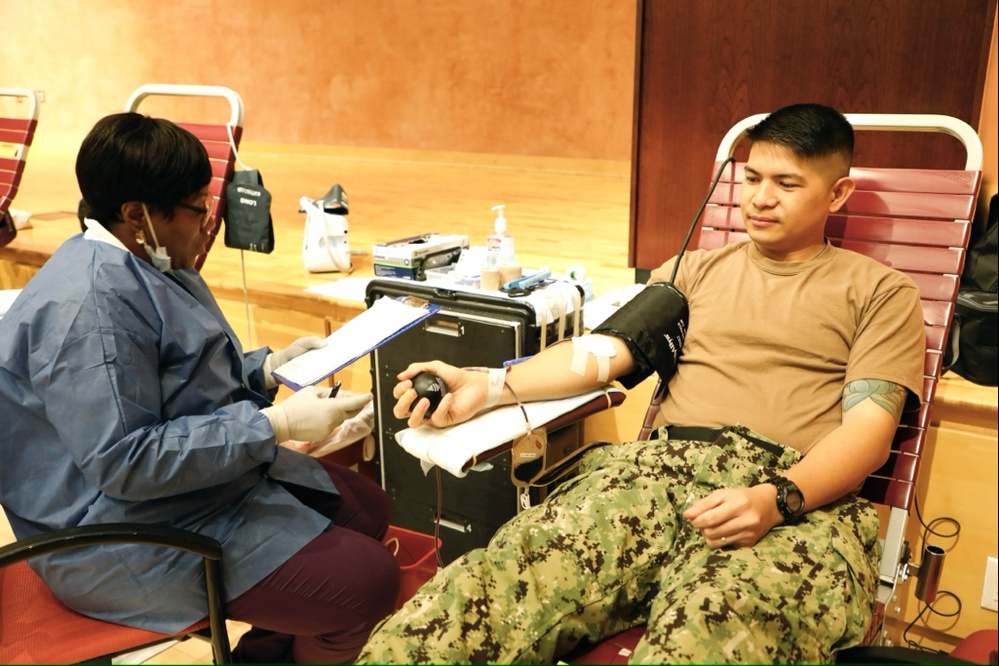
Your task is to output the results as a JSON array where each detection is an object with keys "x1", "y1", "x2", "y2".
[{"x1": 766, "y1": 475, "x2": 805, "y2": 524}]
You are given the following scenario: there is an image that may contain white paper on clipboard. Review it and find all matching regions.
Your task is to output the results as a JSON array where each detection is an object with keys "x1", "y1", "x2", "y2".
[
  {"x1": 272, "y1": 296, "x2": 440, "y2": 390},
  {"x1": 0, "y1": 289, "x2": 22, "y2": 319}
]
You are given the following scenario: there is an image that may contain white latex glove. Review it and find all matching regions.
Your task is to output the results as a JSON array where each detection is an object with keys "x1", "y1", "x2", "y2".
[
  {"x1": 263, "y1": 336, "x2": 327, "y2": 388},
  {"x1": 262, "y1": 386, "x2": 372, "y2": 444}
]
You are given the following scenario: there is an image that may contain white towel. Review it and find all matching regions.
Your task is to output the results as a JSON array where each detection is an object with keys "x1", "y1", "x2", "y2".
[{"x1": 394, "y1": 387, "x2": 623, "y2": 478}]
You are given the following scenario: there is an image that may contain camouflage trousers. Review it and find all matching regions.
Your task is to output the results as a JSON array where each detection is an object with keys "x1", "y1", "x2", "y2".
[{"x1": 357, "y1": 425, "x2": 881, "y2": 664}]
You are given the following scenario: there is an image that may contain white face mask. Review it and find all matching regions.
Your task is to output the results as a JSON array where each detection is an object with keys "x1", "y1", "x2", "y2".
[{"x1": 140, "y1": 203, "x2": 173, "y2": 273}]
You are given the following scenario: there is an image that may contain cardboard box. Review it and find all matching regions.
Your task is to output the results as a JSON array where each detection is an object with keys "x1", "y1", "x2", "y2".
[{"x1": 372, "y1": 233, "x2": 468, "y2": 280}]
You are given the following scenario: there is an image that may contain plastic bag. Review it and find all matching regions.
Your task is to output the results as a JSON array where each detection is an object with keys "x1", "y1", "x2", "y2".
[{"x1": 301, "y1": 195, "x2": 352, "y2": 273}]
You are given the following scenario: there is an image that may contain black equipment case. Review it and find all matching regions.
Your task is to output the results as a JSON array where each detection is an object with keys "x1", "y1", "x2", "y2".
[{"x1": 365, "y1": 279, "x2": 583, "y2": 564}]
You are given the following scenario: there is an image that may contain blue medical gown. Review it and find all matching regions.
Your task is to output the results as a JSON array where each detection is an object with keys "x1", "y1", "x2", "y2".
[{"x1": 0, "y1": 235, "x2": 336, "y2": 632}]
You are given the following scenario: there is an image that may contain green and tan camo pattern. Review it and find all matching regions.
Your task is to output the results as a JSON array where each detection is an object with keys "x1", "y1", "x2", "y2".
[{"x1": 358, "y1": 426, "x2": 880, "y2": 664}]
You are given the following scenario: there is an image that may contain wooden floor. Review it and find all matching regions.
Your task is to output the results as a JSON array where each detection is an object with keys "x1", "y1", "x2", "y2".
[{"x1": 2, "y1": 138, "x2": 636, "y2": 664}]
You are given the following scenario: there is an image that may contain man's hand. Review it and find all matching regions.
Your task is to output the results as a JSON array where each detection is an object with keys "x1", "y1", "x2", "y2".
[
  {"x1": 393, "y1": 361, "x2": 488, "y2": 429},
  {"x1": 683, "y1": 484, "x2": 783, "y2": 549}
]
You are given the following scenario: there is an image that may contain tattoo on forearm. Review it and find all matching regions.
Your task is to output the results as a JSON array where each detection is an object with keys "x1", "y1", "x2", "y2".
[{"x1": 843, "y1": 379, "x2": 906, "y2": 418}]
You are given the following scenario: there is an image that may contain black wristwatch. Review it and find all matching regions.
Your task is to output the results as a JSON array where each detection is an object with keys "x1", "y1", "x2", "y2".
[{"x1": 766, "y1": 476, "x2": 805, "y2": 524}]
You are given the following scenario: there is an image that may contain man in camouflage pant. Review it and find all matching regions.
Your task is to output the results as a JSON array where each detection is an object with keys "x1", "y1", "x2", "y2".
[
  {"x1": 357, "y1": 104, "x2": 925, "y2": 663},
  {"x1": 358, "y1": 427, "x2": 880, "y2": 663}
]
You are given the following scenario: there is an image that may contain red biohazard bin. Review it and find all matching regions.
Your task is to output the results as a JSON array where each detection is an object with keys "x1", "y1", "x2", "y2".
[{"x1": 383, "y1": 525, "x2": 440, "y2": 608}]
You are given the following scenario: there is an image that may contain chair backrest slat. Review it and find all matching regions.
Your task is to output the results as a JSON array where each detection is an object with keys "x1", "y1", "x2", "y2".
[
  {"x1": 905, "y1": 272, "x2": 959, "y2": 302},
  {"x1": 848, "y1": 167, "x2": 981, "y2": 195},
  {"x1": 0, "y1": 117, "x2": 37, "y2": 145},
  {"x1": 175, "y1": 121, "x2": 237, "y2": 143},
  {"x1": 837, "y1": 239, "x2": 964, "y2": 275},
  {"x1": 0, "y1": 158, "x2": 24, "y2": 182},
  {"x1": 841, "y1": 190, "x2": 977, "y2": 221},
  {"x1": 826, "y1": 215, "x2": 971, "y2": 248}
]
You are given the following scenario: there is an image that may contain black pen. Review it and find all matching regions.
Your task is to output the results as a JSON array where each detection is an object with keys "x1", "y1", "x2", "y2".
[{"x1": 329, "y1": 380, "x2": 342, "y2": 398}]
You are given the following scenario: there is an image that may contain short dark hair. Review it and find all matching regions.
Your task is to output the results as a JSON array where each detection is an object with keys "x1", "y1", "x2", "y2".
[
  {"x1": 76, "y1": 113, "x2": 212, "y2": 228},
  {"x1": 746, "y1": 103, "x2": 854, "y2": 166}
]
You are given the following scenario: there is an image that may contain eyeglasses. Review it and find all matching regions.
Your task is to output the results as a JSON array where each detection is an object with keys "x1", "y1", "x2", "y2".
[{"x1": 176, "y1": 192, "x2": 215, "y2": 218}]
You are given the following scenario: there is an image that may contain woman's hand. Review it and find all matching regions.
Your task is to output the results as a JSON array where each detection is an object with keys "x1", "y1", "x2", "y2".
[
  {"x1": 393, "y1": 361, "x2": 488, "y2": 429},
  {"x1": 262, "y1": 386, "x2": 371, "y2": 443},
  {"x1": 263, "y1": 336, "x2": 327, "y2": 388}
]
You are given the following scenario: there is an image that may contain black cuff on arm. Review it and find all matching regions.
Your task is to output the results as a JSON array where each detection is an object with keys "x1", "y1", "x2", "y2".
[{"x1": 592, "y1": 281, "x2": 690, "y2": 391}]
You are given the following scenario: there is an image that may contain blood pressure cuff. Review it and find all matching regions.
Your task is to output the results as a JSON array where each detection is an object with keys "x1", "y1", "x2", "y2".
[{"x1": 592, "y1": 281, "x2": 689, "y2": 394}]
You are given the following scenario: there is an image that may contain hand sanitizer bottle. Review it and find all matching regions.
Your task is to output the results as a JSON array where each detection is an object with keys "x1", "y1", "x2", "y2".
[{"x1": 486, "y1": 204, "x2": 515, "y2": 267}]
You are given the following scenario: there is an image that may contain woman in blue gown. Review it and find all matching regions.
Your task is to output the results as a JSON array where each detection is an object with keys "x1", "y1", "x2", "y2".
[{"x1": 0, "y1": 113, "x2": 400, "y2": 663}]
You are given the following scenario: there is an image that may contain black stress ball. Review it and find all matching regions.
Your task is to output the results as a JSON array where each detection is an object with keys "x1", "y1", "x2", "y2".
[{"x1": 411, "y1": 372, "x2": 448, "y2": 416}]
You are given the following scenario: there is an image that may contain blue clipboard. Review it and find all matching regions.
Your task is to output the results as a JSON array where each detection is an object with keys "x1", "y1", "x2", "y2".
[{"x1": 272, "y1": 295, "x2": 441, "y2": 390}]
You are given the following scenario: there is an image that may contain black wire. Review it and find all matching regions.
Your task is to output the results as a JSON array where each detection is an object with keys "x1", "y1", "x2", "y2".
[
  {"x1": 899, "y1": 493, "x2": 963, "y2": 652},
  {"x1": 668, "y1": 156, "x2": 736, "y2": 285},
  {"x1": 902, "y1": 590, "x2": 963, "y2": 653},
  {"x1": 914, "y1": 493, "x2": 961, "y2": 545}
]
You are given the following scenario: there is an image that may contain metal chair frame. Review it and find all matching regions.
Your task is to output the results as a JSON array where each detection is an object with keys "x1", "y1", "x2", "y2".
[{"x1": 0, "y1": 523, "x2": 232, "y2": 664}]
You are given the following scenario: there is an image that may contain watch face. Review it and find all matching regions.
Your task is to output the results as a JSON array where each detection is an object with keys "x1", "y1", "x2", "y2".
[
  {"x1": 772, "y1": 477, "x2": 805, "y2": 520},
  {"x1": 786, "y1": 489, "x2": 804, "y2": 514}
]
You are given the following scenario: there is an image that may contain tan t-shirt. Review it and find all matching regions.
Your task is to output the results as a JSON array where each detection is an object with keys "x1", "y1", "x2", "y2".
[{"x1": 647, "y1": 241, "x2": 925, "y2": 454}]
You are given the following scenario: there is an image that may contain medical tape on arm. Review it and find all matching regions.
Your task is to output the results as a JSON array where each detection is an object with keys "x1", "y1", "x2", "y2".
[
  {"x1": 484, "y1": 367, "x2": 507, "y2": 408},
  {"x1": 570, "y1": 335, "x2": 617, "y2": 383},
  {"x1": 552, "y1": 282, "x2": 581, "y2": 341},
  {"x1": 547, "y1": 288, "x2": 567, "y2": 342},
  {"x1": 466, "y1": 366, "x2": 509, "y2": 409}
]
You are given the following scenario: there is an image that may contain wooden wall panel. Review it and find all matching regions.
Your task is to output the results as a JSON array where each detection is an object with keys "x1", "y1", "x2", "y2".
[
  {"x1": 0, "y1": 0, "x2": 636, "y2": 161},
  {"x1": 631, "y1": 0, "x2": 997, "y2": 272}
]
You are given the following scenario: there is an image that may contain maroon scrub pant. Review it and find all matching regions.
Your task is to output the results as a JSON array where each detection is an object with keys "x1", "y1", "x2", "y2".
[{"x1": 227, "y1": 459, "x2": 400, "y2": 663}]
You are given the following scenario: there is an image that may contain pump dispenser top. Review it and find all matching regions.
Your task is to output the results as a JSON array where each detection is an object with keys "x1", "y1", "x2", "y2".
[
  {"x1": 492, "y1": 204, "x2": 507, "y2": 233},
  {"x1": 486, "y1": 204, "x2": 515, "y2": 267}
]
